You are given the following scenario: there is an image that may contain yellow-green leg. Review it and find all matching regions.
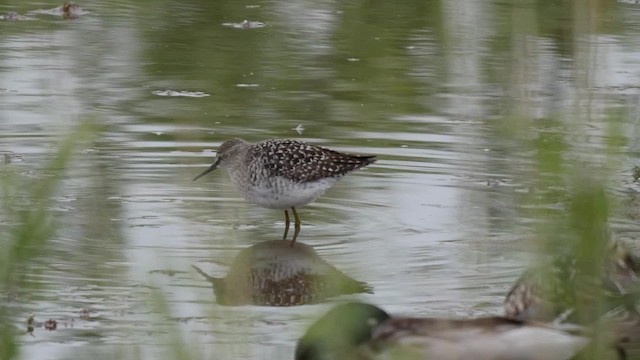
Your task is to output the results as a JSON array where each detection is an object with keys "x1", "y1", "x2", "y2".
[
  {"x1": 282, "y1": 210, "x2": 290, "y2": 240},
  {"x1": 290, "y1": 207, "x2": 301, "y2": 247}
]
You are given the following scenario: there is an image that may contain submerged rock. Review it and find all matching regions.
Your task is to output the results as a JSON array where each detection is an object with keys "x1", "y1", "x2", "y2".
[{"x1": 193, "y1": 240, "x2": 372, "y2": 306}]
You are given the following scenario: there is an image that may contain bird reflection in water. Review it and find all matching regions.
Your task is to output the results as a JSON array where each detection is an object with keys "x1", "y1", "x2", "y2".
[{"x1": 192, "y1": 240, "x2": 372, "y2": 306}]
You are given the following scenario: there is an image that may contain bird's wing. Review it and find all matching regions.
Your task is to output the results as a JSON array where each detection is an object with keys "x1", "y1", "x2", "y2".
[{"x1": 251, "y1": 139, "x2": 375, "y2": 183}]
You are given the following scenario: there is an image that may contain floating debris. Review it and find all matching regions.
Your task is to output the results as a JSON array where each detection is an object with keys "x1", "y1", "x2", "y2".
[
  {"x1": 149, "y1": 269, "x2": 185, "y2": 277},
  {"x1": 346, "y1": 58, "x2": 360, "y2": 62},
  {"x1": 169, "y1": 316, "x2": 207, "y2": 324},
  {"x1": 633, "y1": 165, "x2": 640, "y2": 182},
  {"x1": 63, "y1": 2, "x2": 82, "y2": 19},
  {"x1": 151, "y1": 90, "x2": 210, "y2": 97},
  {"x1": 222, "y1": 20, "x2": 265, "y2": 29},
  {"x1": 25, "y1": 314, "x2": 35, "y2": 337},
  {"x1": 293, "y1": 124, "x2": 305, "y2": 135},
  {"x1": 81, "y1": 147, "x2": 99, "y2": 153},
  {"x1": 487, "y1": 179, "x2": 506, "y2": 187},
  {"x1": 3, "y1": 12, "x2": 19, "y2": 21},
  {"x1": 2, "y1": 12, "x2": 35, "y2": 21},
  {"x1": 2, "y1": 151, "x2": 23, "y2": 164},
  {"x1": 44, "y1": 319, "x2": 57, "y2": 331},
  {"x1": 27, "y1": 2, "x2": 87, "y2": 18},
  {"x1": 79, "y1": 308, "x2": 90, "y2": 320},
  {"x1": 235, "y1": 83, "x2": 259, "y2": 88}
]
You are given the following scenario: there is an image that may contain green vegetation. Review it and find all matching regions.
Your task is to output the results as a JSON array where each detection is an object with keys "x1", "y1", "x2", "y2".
[{"x1": 1, "y1": 123, "x2": 96, "y2": 359}]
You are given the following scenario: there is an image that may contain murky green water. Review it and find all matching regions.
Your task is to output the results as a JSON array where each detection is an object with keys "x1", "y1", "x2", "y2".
[{"x1": 3, "y1": 0, "x2": 640, "y2": 359}]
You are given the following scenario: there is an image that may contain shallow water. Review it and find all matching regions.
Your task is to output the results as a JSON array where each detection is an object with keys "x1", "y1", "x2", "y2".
[{"x1": 3, "y1": 0, "x2": 640, "y2": 359}]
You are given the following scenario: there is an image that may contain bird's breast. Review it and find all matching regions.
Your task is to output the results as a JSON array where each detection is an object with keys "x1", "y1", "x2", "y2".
[{"x1": 239, "y1": 177, "x2": 338, "y2": 210}]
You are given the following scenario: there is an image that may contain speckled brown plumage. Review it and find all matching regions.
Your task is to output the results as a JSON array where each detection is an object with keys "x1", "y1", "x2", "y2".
[{"x1": 249, "y1": 139, "x2": 376, "y2": 183}]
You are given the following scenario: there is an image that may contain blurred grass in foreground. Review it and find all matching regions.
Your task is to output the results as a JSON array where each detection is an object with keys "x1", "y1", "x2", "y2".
[
  {"x1": 0, "y1": 122, "x2": 101, "y2": 360},
  {"x1": 0, "y1": 122, "x2": 203, "y2": 360},
  {"x1": 500, "y1": 1, "x2": 632, "y2": 358}
]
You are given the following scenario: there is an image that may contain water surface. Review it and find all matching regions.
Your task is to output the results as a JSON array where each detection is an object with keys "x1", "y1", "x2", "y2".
[{"x1": 2, "y1": 0, "x2": 640, "y2": 359}]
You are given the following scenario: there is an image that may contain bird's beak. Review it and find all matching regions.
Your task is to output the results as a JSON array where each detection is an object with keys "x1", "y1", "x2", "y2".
[{"x1": 193, "y1": 158, "x2": 220, "y2": 181}]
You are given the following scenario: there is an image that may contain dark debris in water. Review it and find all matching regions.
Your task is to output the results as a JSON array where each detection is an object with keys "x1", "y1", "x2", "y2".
[
  {"x1": 62, "y1": 2, "x2": 82, "y2": 19},
  {"x1": 633, "y1": 165, "x2": 640, "y2": 182},
  {"x1": 23, "y1": 309, "x2": 95, "y2": 336},
  {"x1": 2, "y1": 151, "x2": 23, "y2": 164},
  {"x1": 168, "y1": 316, "x2": 207, "y2": 323},
  {"x1": 2, "y1": 12, "x2": 35, "y2": 21},
  {"x1": 25, "y1": 315, "x2": 35, "y2": 337},
  {"x1": 2, "y1": 12, "x2": 18, "y2": 21},
  {"x1": 44, "y1": 319, "x2": 57, "y2": 331},
  {"x1": 23, "y1": 2, "x2": 87, "y2": 19},
  {"x1": 80, "y1": 308, "x2": 90, "y2": 320},
  {"x1": 487, "y1": 178, "x2": 507, "y2": 187},
  {"x1": 148, "y1": 269, "x2": 187, "y2": 277}
]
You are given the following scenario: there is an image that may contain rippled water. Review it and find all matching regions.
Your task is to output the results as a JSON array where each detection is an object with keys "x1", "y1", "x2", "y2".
[{"x1": 3, "y1": 0, "x2": 640, "y2": 359}]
